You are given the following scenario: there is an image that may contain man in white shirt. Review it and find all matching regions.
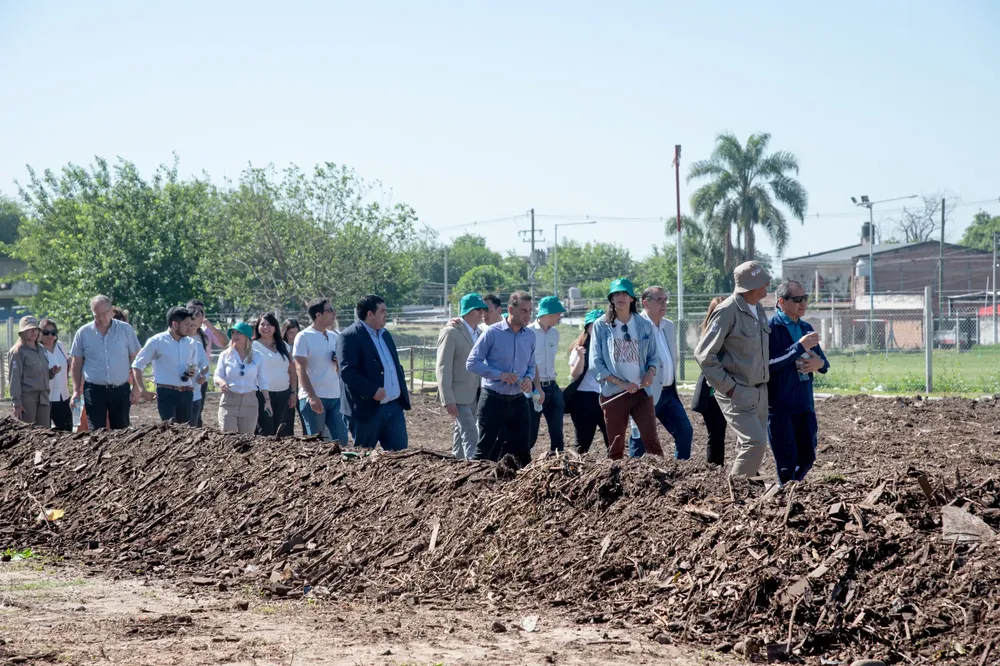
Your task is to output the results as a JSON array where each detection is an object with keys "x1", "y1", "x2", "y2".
[
  {"x1": 528, "y1": 295, "x2": 566, "y2": 454},
  {"x1": 293, "y1": 298, "x2": 349, "y2": 443},
  {"x1": 131, "y1": 306, "x2": 203, "y2": 424},
  {"x1": 629, "y1": 286, "x2": 694, "y2": 459}
]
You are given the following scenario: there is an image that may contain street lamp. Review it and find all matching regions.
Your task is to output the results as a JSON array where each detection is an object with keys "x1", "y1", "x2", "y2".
[
  {"x1": 851, "y1": 194, "x2": 918, "y2": 348},
  {"x1": 554, "y1": 220, "x2": 597, "y2": 298}
]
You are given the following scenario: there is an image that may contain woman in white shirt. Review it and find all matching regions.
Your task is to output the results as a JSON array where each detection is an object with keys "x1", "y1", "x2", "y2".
[
  {"x1": 563, "y1": 309, "x2": 609, "y2": 454},
  {"x1": 214, "y1": 322, "x2": 269, "y2": 434},
  {"x1": 39, "y1": 318, "x2": 72, "y2": 431},
  {"x1": 252, "y1": 313, "x2": 296, "y2": 437}
]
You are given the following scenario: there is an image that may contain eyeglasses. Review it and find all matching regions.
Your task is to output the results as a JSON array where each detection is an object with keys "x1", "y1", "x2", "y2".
[
  {"x1": 646, "y1": 297, "x2": 668, "y2": 304},
  {"x1": 788, "y1": 295, "x2": 809, "y2": 304},
  {"x1": 621, "y1": 323, "x2": 631, "y2": 342},
  {"x1": 323, "y1": 308, "x2": 336, "y2": 313},
  {"x1": 42, "y1": 330, "x2": 58, "y2": 336}
]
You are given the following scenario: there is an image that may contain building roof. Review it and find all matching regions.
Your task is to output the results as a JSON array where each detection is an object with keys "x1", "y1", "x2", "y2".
[{"x1": 782, "y1": 241, "x2": 989, "y2": 266}]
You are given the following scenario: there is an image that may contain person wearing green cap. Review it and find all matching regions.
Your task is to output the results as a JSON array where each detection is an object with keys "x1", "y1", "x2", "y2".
[
  {"x1": 528, "y1": 295, "x2": 567, "y2": 454},
  {"x1": 436, "y1": 293, "x2": 487, "y2": 459},
  {"x1": 589, "y1": 278, "x2": 664, "y2": 459},
  {"x1": 563, "y1": 309, "x2": 609, "y2": 454},
  {"x1": 214, "y1": 321, "x2": 270, "y2": 434}
]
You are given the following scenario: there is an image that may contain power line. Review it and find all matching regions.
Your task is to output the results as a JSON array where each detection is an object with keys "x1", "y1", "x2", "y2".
[{"x1": 429, "y1": 213, "x2": 528, "y2": 232}]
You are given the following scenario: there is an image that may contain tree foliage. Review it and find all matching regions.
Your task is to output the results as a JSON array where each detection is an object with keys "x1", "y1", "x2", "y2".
[
  {"x1": 452, "y1": 265, "x2": 516, "y2": 302},
  {"x1": 0, "y1": 195, "x2": 24, "y2": 252},
  {"x1": 688, "y1": 132, "x2": 807, "y2": 285},
  {"x1": 959, "y1": 210, "x2": 1000, "y2": 252},
  {"x1": 534, "y1": 240, "x2": 632, "y2": 293}
]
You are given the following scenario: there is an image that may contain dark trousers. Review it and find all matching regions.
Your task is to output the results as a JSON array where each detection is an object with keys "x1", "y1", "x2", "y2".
[
  {"x1": 349, "y1": 399, "x2": 408, "y2": 450},
  {"x1": 630, "y1": 384, "x2": 694, "y2": 459},
  {"x1": 768, "y1": 410, "x2": 818, "y2": 485},
  {"x1": 156, "y1": 387, "x2": 193, "y2": 424},
  {"x1": 83, "y1": 382, "x2": 131, "y2": 430},
  {"x1": 567, "y1": 390, "x2": 608, "y2": 454},
  {"x1": 281, "y1": 394, "x2": 300, "y2": 436},
  {"x1": 50, "y1": 399, "x2": 73, "y2": 432},
  {"x1": 702, "y1": 396, "x2": 728, "y2": 466},
  {"x1": 257, "y1": 388, "x2": 292, "y2": 437},
  {"x1": 189, "y1": 383, "x2": 206, "y2": 427},
  {"x1": 476, "y1": 389, "x2": 531, "y2": 466},
  {"x1": 529, "y1": 382, "x2": 566, "y2": 452},
  {"x1": 602, "y1": 391, "x2": 661, "y2": 460}
]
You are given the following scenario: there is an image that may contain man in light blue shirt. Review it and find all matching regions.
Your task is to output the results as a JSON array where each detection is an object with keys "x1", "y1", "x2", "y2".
[
  {"x1": 466, "y1": 290, "x2": 536, "y2": 466},
  {"x1": 337, "y1": 294, "x2": 411, "y2": 450}
]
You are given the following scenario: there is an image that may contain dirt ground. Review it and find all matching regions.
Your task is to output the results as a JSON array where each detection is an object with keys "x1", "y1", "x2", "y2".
[
  {"x1": 6, "y1": 392, "x2": 1000, "y2": 665},
  {"x1": 0, "y1": 562, "x2": 732, "y2": 665}
]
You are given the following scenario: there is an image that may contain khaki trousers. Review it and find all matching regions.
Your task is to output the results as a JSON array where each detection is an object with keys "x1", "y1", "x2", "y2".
[
  {"x1": 18, "y1": 390, "x2": 51, "y2": 428},
  {"x1": 714, "y1": 384, "x2": 768, "y2": 477},
  {"x1": 218, "y1": 391, "x2": 258, "y2": 434}
]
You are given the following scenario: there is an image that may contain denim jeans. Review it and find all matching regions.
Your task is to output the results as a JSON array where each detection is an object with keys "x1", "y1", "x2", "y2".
[
  {"x1": 299, "y1": 397, "x2": 350, "y2": 444},
  {"x1": 349, "y1": 399, "x2": 408, "y2": 451},
  {"x1": 629, "y1": 384, "x2": 693, "y2": 459},
  {"x1": 529, "y1": 382, "x2": 566, "y2": 452},
  {"x1": 156, "y1": 386, "x2": 193, "y2": 424},
  {"x1": 768, "y1": 410, "x2": 818, "y2": 485}
]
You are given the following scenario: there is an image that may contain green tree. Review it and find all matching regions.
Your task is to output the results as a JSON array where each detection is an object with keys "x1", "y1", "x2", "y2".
[
  {"x1": 13, "y1": 157, "x2": 214, "y2": 337},
  {"x1": 535, "y1": 240, "x2": 632, "y2": 292},
  {"x1": 453, "y1": 265, "x2": 516, "y2": 303},
  {"x1": 688, "y1": 132, "x2": 808, "y2": 286},
  {"x1": 0, "y1": 195, "x2": 24, "y2": 252},
  {"x1": 446, "y1": 234, "x2": 502, "y2": 280},
  {"x1": 959, "y1": 210, "x2": 1000, "y2": 251}
]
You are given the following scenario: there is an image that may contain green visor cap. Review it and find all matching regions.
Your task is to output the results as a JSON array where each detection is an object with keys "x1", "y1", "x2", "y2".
[
  {"x1": 583, "y1": 309, "x2": 604, "y2": 327},
  {"x1": 536, "y1": 295, "x2": 567, "y2": 316},
  {"x1": 228, "y1": 322, "x2": 254, "y2": 340},
  {"x1": 459, "y1": 293, "x2": 488, "y2": 316},
  {"x1": 607, "y1": 277, "x2": 637, "y2": 299}
]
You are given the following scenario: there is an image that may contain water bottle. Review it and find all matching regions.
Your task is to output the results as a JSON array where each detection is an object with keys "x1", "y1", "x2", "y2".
[
  {"x1": 71, "y1": 398, "x2": 83, "y2": 427},
  {"x1": 796, "y1": 352, "x2": 812, "y2": 382},
  {"x1": 528, "y1": 390, "x2": 543, "y2": 412}
]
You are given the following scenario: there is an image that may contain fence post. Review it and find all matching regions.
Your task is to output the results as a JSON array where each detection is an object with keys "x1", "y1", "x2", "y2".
[
  {"x1": 6, "y1": 317, "x2": 13, "y2": 351},
  {"x1": 409, "y1": 347, "x2": 415, "y2": 393},
  {"x1": 924, "y1": 286, "x2": 933, "y2": 393}
]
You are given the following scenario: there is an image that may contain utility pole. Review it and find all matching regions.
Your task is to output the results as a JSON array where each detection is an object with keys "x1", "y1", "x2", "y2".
[
  {"x1": 673, "y1": 145, "x2": 685, "y2": 381},
  {"x1": 993, "y1": 232, "x2": 998, "y2": 345},
  {"x1": 519, "y1": 208, "x2": 544, "y2": 300},
  {"x1": 938, "y1": 197, "x2": 945, "y2": 331},
  {"x1": 443, "y1": 245, "x2": 449, "y2": 310}
]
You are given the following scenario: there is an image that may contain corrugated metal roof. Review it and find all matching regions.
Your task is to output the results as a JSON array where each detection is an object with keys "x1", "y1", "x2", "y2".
[{"x1": 783, "y1": 241, "x2": 929, "y2": 265}]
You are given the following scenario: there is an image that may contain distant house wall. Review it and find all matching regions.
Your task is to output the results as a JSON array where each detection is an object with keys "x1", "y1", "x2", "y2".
[{"x1": 783, "y1": 262, "x2": 853, "y2": 296}]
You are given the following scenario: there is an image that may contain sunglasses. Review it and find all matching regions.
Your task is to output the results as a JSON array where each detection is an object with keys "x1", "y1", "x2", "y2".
[
  {"x1": 42, "y1": 330, "x2": 58, "y2": 336},
  {"x1": 787, "y1": 295, "x2": 809, "y2": 304},
  {"x1": 621, "y1": 323, "x2": 631, "y2": 342},
  {"x1": 238, "y1": 362, "x2": 245, "y2": 376}
]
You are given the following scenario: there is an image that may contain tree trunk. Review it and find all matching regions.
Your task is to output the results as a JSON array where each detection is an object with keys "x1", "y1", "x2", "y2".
[{"x1": 745, "y1": 223, "x2": 756, "y2": 261}]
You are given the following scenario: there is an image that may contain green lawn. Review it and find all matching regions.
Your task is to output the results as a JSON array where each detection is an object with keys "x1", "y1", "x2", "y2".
[{"x1": 388, "y1": 322, "x2": 1000, "y2": 395}]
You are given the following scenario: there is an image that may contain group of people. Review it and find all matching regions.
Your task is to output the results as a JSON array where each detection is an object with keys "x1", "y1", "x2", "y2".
[
  {"x1": 434, "y1": 259, "x2": 829, "y2": 482},
  {"x1": 8, "y1": 258, "x2": 827, "y2": 483},
  {"x1": 7, "y1": 294, "x2": 412, "y2": 452}
]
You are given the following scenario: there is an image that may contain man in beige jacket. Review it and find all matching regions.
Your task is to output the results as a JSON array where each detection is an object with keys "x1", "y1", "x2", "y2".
[
  {"x1": 436, "y1": 293, "x2": 488, "y2": 459},
  {"x1": 694, "y1": 260, "x2": 773, "y2": 478}
]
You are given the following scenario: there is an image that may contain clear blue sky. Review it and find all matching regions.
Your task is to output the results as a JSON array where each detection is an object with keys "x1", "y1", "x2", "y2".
[{"x1": 2, "y1": 0, "x2": 998, "y2": 266}]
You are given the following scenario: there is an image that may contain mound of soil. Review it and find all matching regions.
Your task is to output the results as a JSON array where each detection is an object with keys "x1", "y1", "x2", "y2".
[{"x1": 3, "y1": 395, "x2": 1000, "y2": 664}]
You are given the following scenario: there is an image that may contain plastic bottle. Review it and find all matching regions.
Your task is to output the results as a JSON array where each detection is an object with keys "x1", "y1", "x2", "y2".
[
  {"x1": 71, "y1": 397, "x2": 83, "y2": 427},
  {"x1": 530, "y1": 389, "x2": 543, "y2": 412}
]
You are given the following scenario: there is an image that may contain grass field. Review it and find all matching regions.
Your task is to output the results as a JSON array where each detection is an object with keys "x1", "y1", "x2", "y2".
[{"x1": 389, "y1": 321, "x2": 1000, "y2": 396}]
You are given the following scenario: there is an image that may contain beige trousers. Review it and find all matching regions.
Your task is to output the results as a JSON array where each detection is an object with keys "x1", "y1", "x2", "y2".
[
  {"x1": 18, "y1": 390, "x2": 51, "y2": 428},
  {"x1": 218, "y1": 391, "x2": 258, "y2": 434},
  {"x1": 714, "y1": 384, "x2": 769, "y2": 478}
]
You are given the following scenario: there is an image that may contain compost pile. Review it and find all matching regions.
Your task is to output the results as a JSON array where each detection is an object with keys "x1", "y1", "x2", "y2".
[{"x1": 2, "y1": 395, "x2": 1000, "y2": 664}]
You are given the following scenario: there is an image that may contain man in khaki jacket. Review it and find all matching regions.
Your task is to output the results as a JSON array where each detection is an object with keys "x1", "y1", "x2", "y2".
[
  {"x1": 694, "y1": 260, "x2": 773, "y2": 478},
  {"x1": 436, "y1": 293, "x2": 488, "y2": 459}
]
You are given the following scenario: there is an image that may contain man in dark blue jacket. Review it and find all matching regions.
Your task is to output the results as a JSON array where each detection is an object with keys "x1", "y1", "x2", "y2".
[
  {"x1": 767, "y1": 280, "x2": 829, "y2": 484},
  {"x1": 337, "y1": 294, "x2": 411, "y2": 450}
]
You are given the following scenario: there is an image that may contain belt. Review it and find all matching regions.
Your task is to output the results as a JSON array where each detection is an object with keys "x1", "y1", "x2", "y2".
[
  {"x1": 539, "y1": 380, "x2": 557, "y2": 387},
  {"x1": 157, "y1": 384, "x2": 194, "y2": 392},
  {"x1": 84, "y1": 381, "x2": 129, "y2": 390},
  {"x1": 484, "y1": 388, "x2": 527, "y2": 401}
]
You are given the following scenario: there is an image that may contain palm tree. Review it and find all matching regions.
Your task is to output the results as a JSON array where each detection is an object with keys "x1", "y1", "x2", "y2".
[{"x1": 688, "y1": 132, "x2": 808, "y2": 283}]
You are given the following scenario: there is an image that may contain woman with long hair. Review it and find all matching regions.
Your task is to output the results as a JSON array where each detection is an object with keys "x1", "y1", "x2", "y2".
[
  {"x1": 185, "y1": 299, "x2": 227, "y2": 427},
  {"x1": 563, "y1": 309, "x2": 608, "y2": 454},
  {"x1": 8, "y1": 316, "x2": 52, "y2": 427},
  {"x1": 691, "y1": 296, "x2": 729, "y2": 465},
  {"x1": 252, "y1": 313, "x2": 296, "y2": 436},
  {"x1": 589, "y1": 278, "x2": 663, "y2": 459},
  {"x1": 214, "y1": 322, "x2": 269, "y2": 434},
  {"x1": 38, "y1": 318, "x2": 72, "y2": 431},
  {"x1": 280, "y1": 318, "x2": 303, "y2": 435}
]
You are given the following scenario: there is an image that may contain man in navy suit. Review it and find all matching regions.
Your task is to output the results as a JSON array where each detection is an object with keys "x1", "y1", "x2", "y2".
[{"x1": 337, "y1": 294, "x2": 411, "y2": 450}]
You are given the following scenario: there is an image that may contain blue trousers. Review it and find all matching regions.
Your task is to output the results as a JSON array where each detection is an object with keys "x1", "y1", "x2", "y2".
[
  {"x1": 630, "y1": 385, "x2": 693, "y2": 459},
  {"x1": 299, "y1": 397, "x2": 350, "y2": 444},
  {"x1": 767, "y1": 410, "x2": 818, "y2": 485},
  {"x1": 348, "y1": 399, "x2": 408, "y2": 451}
]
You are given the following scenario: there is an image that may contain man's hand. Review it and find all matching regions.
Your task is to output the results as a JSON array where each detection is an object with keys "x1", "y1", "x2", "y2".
[
  {"x1": 447, "y1": 318, "x2": 462, "y2": 328},
  {"x1": 797, "y1": 357, "x2": 825, "y2": 374},
  {"x1": 518, "y1": 377, "x2": 532, "y2": 393},
  {"x1": 499, "y1": 372, "x2": 519, "y2": 385},
  {"x1": 12, "y1": 404, "x2": 23, "y2": 418},
  {"x1": 799, "y1": 332, "x2": 820, "y2": 349},
  {"x1": 373, "y1": 387, "x2": 387, "y2": 402},
  {"x1": 535, "y1": 389, "x2": 545, "y2": 406},
  {"x1": 71, "y1": 389, "x2": 82, "y2": 402},
  {"x1": 129, "y1": 388, "x2": 141, "y2": 406},
  {"x1": 141, "y1": 390, "x2": 156, "y2": 402},
  {"x1": 308, "y1": 395, "x2": 324, "y2": 414},
  {"x1": 444, "y1": 403, "x2": 459, "y2": 419},
  {"x1": 287, "y1": 394, "x2": 297, "y2": 409}
]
